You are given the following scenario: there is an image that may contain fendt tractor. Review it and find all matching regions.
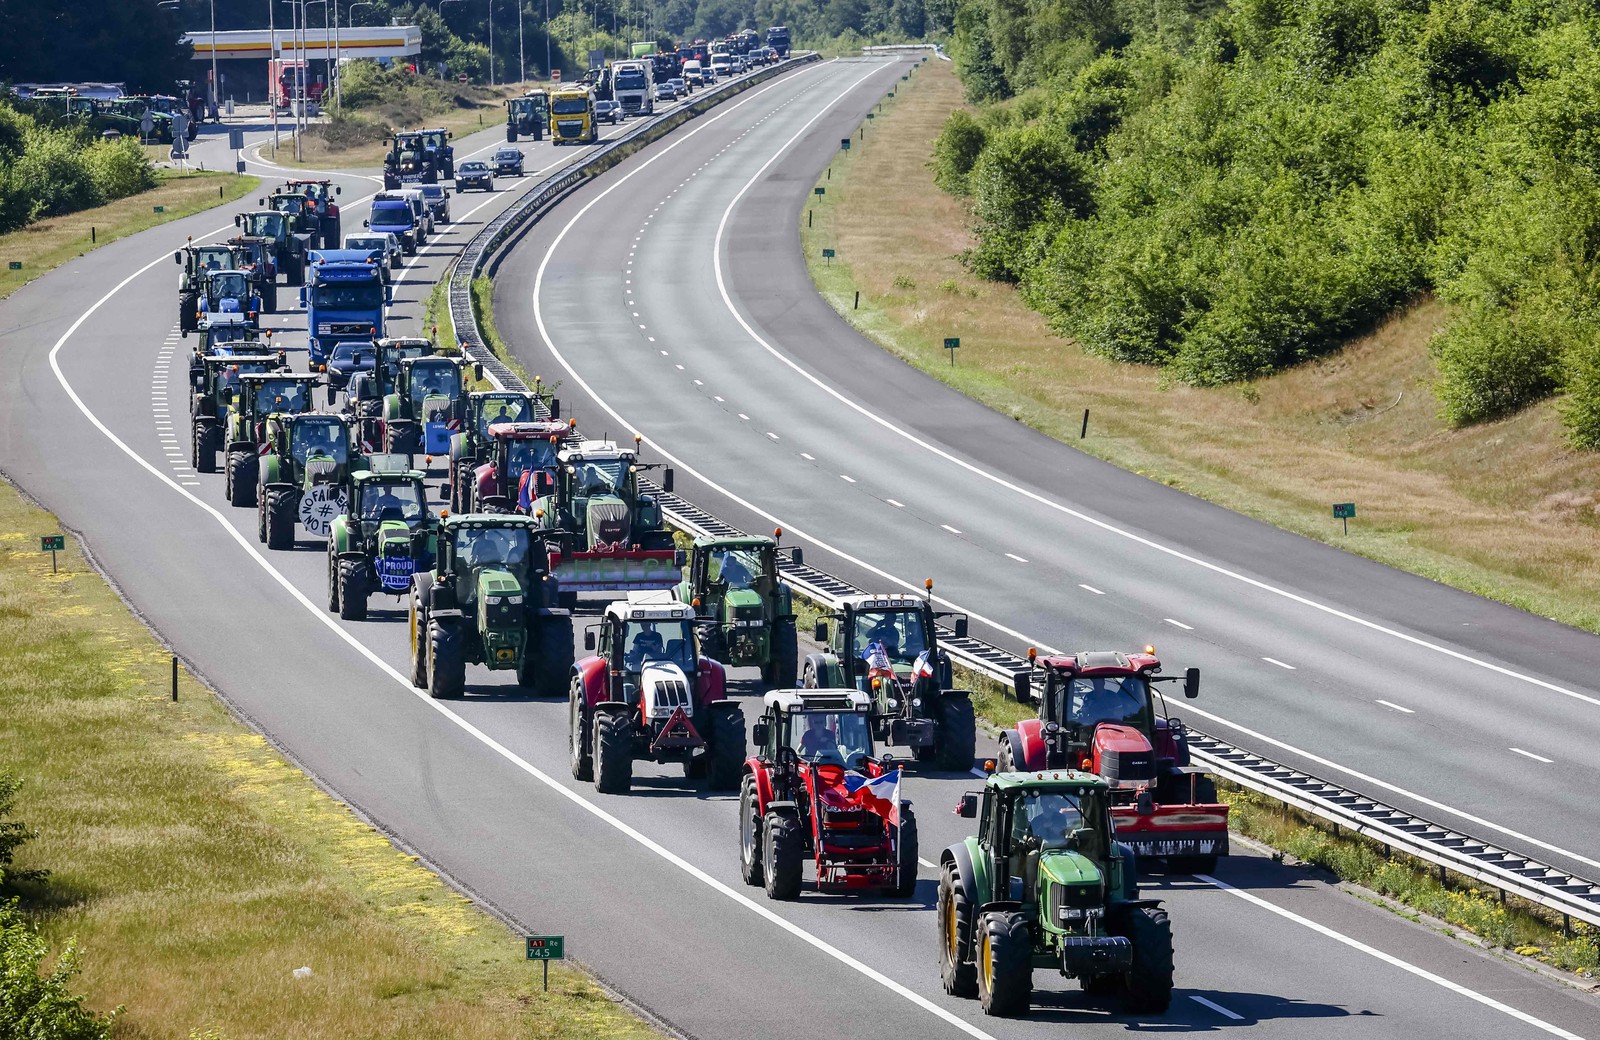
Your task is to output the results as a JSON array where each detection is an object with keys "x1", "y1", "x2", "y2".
[
  {"x1": 189, "y1": 352, "x2": 287, "y2": 473},
  {"x1": 381, "y1": 354, "x2": 477, "y2": 457},
  {"x1": 569, "y1": 593, "x2": 746, "y2": 794},
  {"x1": 407, "y1": 514, "x2": 574, "y2": 699},
  {"x1": 805, "y1": 588, "x2": 977, "y2": 771},
  {"x1": 175, "y1": 241, "x2": 241, "y2": 333},
  {"x1": 383, "y1": 130, "x2": 441, "y2": 188},
  {"x1": 255, "y1": 412, "x2": 360, "y2": 550},
  {"x1": 222, "y1": 373, "x2": 322, "y2": 507},
  {"x1": 225, "y1": 234, "x2": 280, "y2": 313},
  {"x1": 738, "y1": 689, "x2": 917, "y2": 901},
  {"x1": 938, "y1": 769, "x2": 1174, "y2": 1017},
  {"x1": 676, "y1": 532, "x2": 802, "y2": 688},
  {"x1": 1000, "y1": 649, "x2": 1228, "y2": 873},
  {"x1": 506, "y1": 91, "x2": 548, "y2": 141},
  {"x1": 445, "y1": 384, "x2": 559, "y2": 510},
  {"x1": 467, "y1": 420, "x2": 573, "y2": 514},
  {"x1": 234, "y1": 208, "x2": 310, "y2": 285},
  {"x1": 529, "y1": 437, "x2": 679, "y2": 600},
  {"x1": 327, "y1": 458, "x2": 437, "y2": 621}
]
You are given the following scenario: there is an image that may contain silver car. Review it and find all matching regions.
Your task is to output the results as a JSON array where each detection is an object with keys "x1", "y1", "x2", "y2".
[{"x1": 343, "y1": 231, "x2": 402, "y2": 272}]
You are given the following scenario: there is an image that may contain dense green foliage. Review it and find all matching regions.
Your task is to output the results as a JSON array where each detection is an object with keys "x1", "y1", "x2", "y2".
[
  {"x1": 0, "y1": 0, "x2": 193, "y2": 92},
  {"x1": 940, "y1": 0, "x2": 1600, "y2": 443},
  {"x1": 0, "y1": 775, "x2": 44, "y2": 893},
  {"x1": 0, "y1": 104, "x2": 157, "y2": 235}
]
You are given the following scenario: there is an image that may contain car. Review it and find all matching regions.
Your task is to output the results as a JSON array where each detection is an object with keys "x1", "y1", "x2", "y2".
[
  {"x1": 594, "y1": 99, "x2": 621, "y2": 124},
  {"x1": 341, "y1": 232, "x2": 401, "y2": 280},
  {"x1": 491, "y1": 148, "x2": 524, "y2": 177},
  {"x1": 456, "y1": 161, "x2": 494, "y2": 192},
  {"x1": 418, "y1": 183, "x2": 451, "y2": 224},
  {"x1": 365, "y1": 196, "x2": 418, "y2": 254},
  {"x1": 324, "y1": 339, "x2": 378, "y2": 394},
  {"x1": 682, "y1": 60, "x2": 704, "y2": 87},
  {"x1": 670, "y1": 77, "x2": 687, "y2": 97},
  {"x1": 655, "y1": 82, "x2": 676, "y2": 102}
]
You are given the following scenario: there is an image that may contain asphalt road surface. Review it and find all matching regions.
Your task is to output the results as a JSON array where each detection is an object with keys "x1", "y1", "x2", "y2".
[{"x1": 0, "y1": 58, "x2": 1595, "y2": 1040}]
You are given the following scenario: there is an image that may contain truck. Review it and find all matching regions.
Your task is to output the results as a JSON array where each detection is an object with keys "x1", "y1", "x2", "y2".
[
  {"x1": 269, "y1": 59, "x2": 325, "y2": 109},
  {"x1": 505, "y1": 91, "x2": 548, "y2": 142},
  {"x1": 766, "y1": 26, "x2": 791, "y2": 58},
  {"x1": 300, "y1": 250, "x2": 391, "y2": 370},
  {"x1": 549, "y1": 87, "x2": 598, "y2": 144},
  {"x1": 611, "y1": 60, "x2": 654, "y2": 117}
]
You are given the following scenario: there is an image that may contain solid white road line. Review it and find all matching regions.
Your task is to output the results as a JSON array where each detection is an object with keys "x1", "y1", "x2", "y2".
[
  {"x1": 1189, "y1": 995, "x2": 1244, "y2": 1021},
  {"x1": 1376, "y1": 699, "x2": 1415, "y2": 714},
  {"x1": 1510, "y1": 748, "x2": 1554, "y2": 764}
]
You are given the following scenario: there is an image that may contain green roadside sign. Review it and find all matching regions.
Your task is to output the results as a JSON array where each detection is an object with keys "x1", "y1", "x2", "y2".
[
  {"x1": 944, "y1": 337, "x2": 960, "y2": 350},
  {"x1": 526, "y1": 935, "x2": 565, "y2": 960},
  {"x1": 1332, "y1": 503, "x2": 1356, "y2": 518},
  {"x1": 40, "y1": 535, "x2": 65, "y2": 552},
  {"x1": 821, "y1": 248, "x2": 836, "y2": 259},
  {"x1": 839, "y1": 138, "x2": 851, "y2": 151},
  {"x1": 7, "y1": 261, "x2": 20, "y2": 271},
  {"x1": 153, "y1": 205, "x2": 166, "y2": 213},
  {"x1": 814, "y1": 187, "x2": 825, "y2": 196}
]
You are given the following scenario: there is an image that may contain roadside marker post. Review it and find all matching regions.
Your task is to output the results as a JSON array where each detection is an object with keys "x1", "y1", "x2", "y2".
[
  {"x1": 821, "y1": 248, "x2": 836, "y2": 264},
  {"x1": 1333, "y1": 502, "x2": 1356, "y2": 535},
  {"x1": 839, "y1": 137, "x2": 850, "y2": 153},
  {"x1": 526, "y1": 935, "x2": 565, "y2": 991},
  {"x1": 40, "y1": 534, "x2": 64, "y2": 572},
  {"x1": 944, "y1": 337, "x2": 959, "y2": 366},
  {"x1": 8, "y1": 261, "x2": 21, "y2": 271},
  {"x1": 172, "y1": 655, "x2": 179, "y2": 701}
]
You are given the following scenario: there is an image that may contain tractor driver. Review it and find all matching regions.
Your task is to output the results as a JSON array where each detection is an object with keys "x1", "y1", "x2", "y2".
[
  {"x1": 625, "y1": 625, "x2": 666, "y2": 670},
  {"x1": 799, "y1": 713, "x2": 839, "y2": 760},
  {"x1": 711, "y1": 549, "x2": 754, "y2": 588},
  {"x1": 862, "y1": 615, "x2": 903, "y2": 664},
  {"x1": 1068, "y1": 677, "x2": 1146, "y2": 728},
  {"x1": 369, "y1": 488, "x2": 405, "y2": 520}
]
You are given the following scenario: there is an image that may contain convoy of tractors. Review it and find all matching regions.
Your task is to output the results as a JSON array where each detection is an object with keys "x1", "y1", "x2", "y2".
[{"x1": 162, "y1": 53, "x2": 1213, "y2": 1017}]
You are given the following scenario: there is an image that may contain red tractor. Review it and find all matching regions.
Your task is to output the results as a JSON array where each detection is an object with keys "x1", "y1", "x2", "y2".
[
  {"x1": 999, "y1": 649, "x2": 1228, "y2": 873},
  {"x1": 468, "y1": 420, "x2": 573, "y2": 513},
  {"x1": 569, "y1": 593, "x2": 745, "y2": 795},
  {"x1": 738, "y1": 689, "x2": 918, "y2": 901},
  {"x1": 277, "y1": 179, "x2": 343, "y2": 249}
]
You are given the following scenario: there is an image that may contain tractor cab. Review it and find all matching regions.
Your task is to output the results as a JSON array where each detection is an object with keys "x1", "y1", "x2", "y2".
[
  {"x1": 200, "y1": 269, "x2": 259, "y2": 317},
  {"x1": 281, "y1": 179, "x2": 340, "y2": 212},
  {"x1": 194, "y1": 353, "x2": 284, "y2": 420},
  {"x1": 471, "y1": 391, "x2": 539, "y2": 439},
  {"x1": 281, "y1": 413, "x2": 354, "y2": 475},
  {"x1": 231, "y1": 373, "x2": 320, "y2": 431},
  {"x1": 678, "y1": 533, "x2": 803, "y2": 686},
  {"x1": 237, "y1": 210, "x2": 288, "y2": 242},
  {"x1": 755, "y1": 689, "x2": 879, "y2": 772},
  {"x1": 584, "y1": 594, "x2": 703, "y2": 699},
  {"x1": 475, "y1": 420, "x2": 571, "y2": 511},
  {"x1": 176, "y1": 243, "x2": 235, "y2": 285},
  {"x1": 441, "y1": 516, "x2": 541, "y2": 613},
  {"x1": 350, "y1": 469, "x2": 430, "y2": 524},
  {"x1": 383, "y1": 355, "x2": 474, "y2": 456},
  {"x1": 537, "y1": 438, "x2": 674, "y2": 551},
  {"x1": 418, "y1": 127, "x2": 454, "y2": 175}
]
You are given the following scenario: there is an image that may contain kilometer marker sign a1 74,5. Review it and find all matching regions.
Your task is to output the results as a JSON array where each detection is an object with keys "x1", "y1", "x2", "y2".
[{"x1": 526, "y1": 935, "x2": 565, "y2": 991}]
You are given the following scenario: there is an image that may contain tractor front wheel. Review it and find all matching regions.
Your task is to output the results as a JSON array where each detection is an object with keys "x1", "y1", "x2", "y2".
[
  {"x1": 893, "y1": 807, "x2": 919, "y2": 898},
  {"x1": 764, "y1": 618, "x2": 798, "y2": 689},
  {"x1": 738, "y1": 775, "x2": 764, "y2": 887},
  {"x1": 326, "y1": 550, "x2": 340, "y2": 613},
  {"x1": 265, "y1": 488, "x2": 295, "y2": 550},
  {"x1": 705, "y1": 705, "x2": 746, "y2": 791},
  {"x1": 977, "y1": 910, "x2": 1032, "y2": 1017},
  {"x1": 226, "y1": 451, "x2": 257, "y2": 507},
  {"x1": 338, "y1": 557, "x2": 368, "y2": 620},
  {"x1": 938, "y1": 864, "x2": 978, "y2": 997},
  {"x1": 569, "y1": 680, "x2": 593, "y2": 781},
  {"x1": 996, "y1": 736, "x2": 1018, "y2": 775},
  {"x1": 408, "y1": 581, "x2": 431, "y2": 688},
  {"x1": 593, "y1": 711, "x2": 633, "y2": 794},
  {"x1": 762, "y1": 813, "x2": 803, "y2": 900},
  {"x1": 193, "y1": 426, "x2": 217, "y2": 473},
  {"x1": 936, "y1": 694, "x2": 977, "y2": 772},
  {"x1": 427, "y1": 618, "x2": 465, "y2": 699},
  {"x1": 1120, "y1": 906, "x2": 1174, "y2": 1014}
]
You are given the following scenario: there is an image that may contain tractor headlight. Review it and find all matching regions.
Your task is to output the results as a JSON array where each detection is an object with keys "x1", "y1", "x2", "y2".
[{"x1": 912, "y1": 697, "x2": 922, "y2": 708}]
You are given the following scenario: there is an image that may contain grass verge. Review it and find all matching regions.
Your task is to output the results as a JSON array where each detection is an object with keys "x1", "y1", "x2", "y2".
[
  {"x1": 801, "y1": 60, "x2": 1600, "y2": 637},
  {"x1": 0, "y1": 169, "x2": 259, "y2": 300},
  {"x1": 0, "y1": 476, "x2": 659, "y2": 1039}
]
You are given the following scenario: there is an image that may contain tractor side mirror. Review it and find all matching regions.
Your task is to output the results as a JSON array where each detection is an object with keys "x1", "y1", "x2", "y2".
[
  {"x1": 956, "y1": 792, "x2": 978, "y2": 818},
  {"x1": 674, "y1": 549, "x2": 687, "y2": 568},
  {"x1": 336, "y1": 185, "x2": 342, "y2": 195},
  {"x1": 584, "y1": 629, "x2": 596, "y2": 651},
  {"x1": 233, "y1": 214, "x2": 241, "y2": 226},
  {"x1": 362, "y1": 219, "x2": 370, "y2": 227},
  {"x1": 789, "y1": 546, "x2": 803, "y2": 567},
  {"x1": 258, "y1": 198, "x2": 264, "y2": 206},
  {"x1": 174, "y1": 251, "x2": 182, "y2": 264},
  {"x1": 813, "y1": 620, "x2": 827, "y2": 643},
  {"x1": 1135, "y1": 790, "x2": 1154, "y2": 816},
  {"x1": 1011, "y1": 670, "x2": 1031, "y2": 703},
  {"x1": 752, "y1": 720, "x2": 769, "y2": 747},
  {"x1": 299, "y1": 288, "x2": 307, "y2": 307},
  {"x1": 354, "y1": 352, "x2": 366, "y2": 365},
  {"x1": 385, "y1": 285, "x2": 393, "y2": 306},
  {"x1": 473, "y1": 362, "x2": 483, "y2": 380},
  {"x1": 549, "y1": 397, "x2": 560, "y2": 419},
  {"x1": 953, "y1": 615, "x2": 968, "y2": 639},
  {"x1": 1184, "y1": 667, "x2": 1200, "y2": 700},
  {"x1": 662, "y1": 468, "x2": 674, "y2": 493}
]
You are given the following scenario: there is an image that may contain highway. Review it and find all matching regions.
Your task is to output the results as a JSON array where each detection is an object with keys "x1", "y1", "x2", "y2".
[{"x1": 0, "y1": 56, "x2": 1594, "y2": 1040}]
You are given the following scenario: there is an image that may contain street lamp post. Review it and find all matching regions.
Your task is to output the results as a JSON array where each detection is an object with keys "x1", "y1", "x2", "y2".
[
  {"x1": 519, "y1": 0, "x2": 525, "y2": 84},
  {"x1": 544, "y1": 0, "x2": 551, "y2": 81},
  {"x1": 304, "y1": 0, "x2": 329, "y2": 112},
  {"x1": 208, "y1": 0, "x2": 220, "y2": 120},
  {"x1": 269, "y1": 0, "x2": 279, "y2": 150}
]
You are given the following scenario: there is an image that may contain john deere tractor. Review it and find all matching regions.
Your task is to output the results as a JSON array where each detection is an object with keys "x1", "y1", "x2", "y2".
[
  {"x1": 938, "y1": 769, "x2": 1174, "y2": 1017},
  {"x1": 234, "y1": 209, "x2": 309, "y2": 285},
  {"x1": 189, "y1": 352, "x2": 288, "y2": 473},
  {"x1": 676, "y1": 532, "x2": 803, "y2": 688},
  {"x1": 222, "y1": 373, "x2": 322, "y2": 508},
  {"x1": 345, "y1": 336, "x2": 435, "y2": 420},
  {"x1": 805, "y1": 589, "x2": 977, "y2": 771},
  {"x1": 327, "y1": 462, "x2": 436, "y2": 621},
  {"x1": 256, "y1": 412, "x2": 360, "y2": 550},
  {"x1": 506, "y1": 92, "x2": 548, "y2": 142},
  {"x1": 408, "y1": 515, "x2": 573, "y2": 698},
  {"x1": 381, "y1": 354, "x2": 476, "y2": 457}
]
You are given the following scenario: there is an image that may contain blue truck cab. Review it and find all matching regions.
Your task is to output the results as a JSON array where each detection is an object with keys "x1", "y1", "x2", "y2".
[
  {"x1": 300, "y1": 250, "x2": 391, "y2": 370},
  {"x1": 366, "y1": 194, "x2": 420, "y2": 255}
]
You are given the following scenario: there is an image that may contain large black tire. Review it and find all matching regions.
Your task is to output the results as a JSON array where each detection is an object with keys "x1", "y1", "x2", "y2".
[
  {"x1": 408, "y1": 585, "x2": 429, "y2": 688},
  {"x1": 262, "y1": 280, "x2": 277, "y2": 314},
  {"x1": 517, "y1": 613, "x2": 573, "y2": 696},
  {"x1": 265, "y1": 488, "x2": 295, "y2": 550},
  {"x1": 699, "y1": 626, "x2": 727, "y2": 667},
  {"x1": 1120, "y1": 906, "x2": 1174, "y2": 1014},
  {"x1": 192, "y1": 425, "x2": 218, "y2": 473},
  {"x1": 569, "y1": 679, "x2": 593, "y2": 781},
  {"x1": 936, "y1": 694, "x2": 977, "y2": 772},
  {"x1": 977, "y1": 910, "x2": 1032, "y2": 1017},
  {"x1": 762, "y1": 813, "x2": 803, "y2": 900},
  {"x1": 938, "y1": 864, "x2": 978, "y2": 997},
  {"x1": 593, "y1": 711, "x2": 633, "y2": 794},
  {"x1": 705, "y1": 705, "x2": 746, "y2": 791},
  {"x1": 427, "y1": 618, "x2": 465, "y2": 699},
  {"x1": 893, "y1": 807, "x2": 919, "y2": 898},
  {"x1": 738, "y1": 774, "x2": 764, "y2": 887},
  {"x1": 996, "y1": 735, "x2": 1018, "y2": 774},
  {"x1": 452, "y1": 465, "x2": 474, "y2": 513},
  {"x1": 326, "y1": 549, "x2": 340, "y2": 612},
  {"x1": 179, "y1": 291, "x2": 199, "y2": 334},
  {"x1": 764, "y1": 618, "x2": 798, "y2": 689},
  {"x1": 507, "y1": 127, "x2": 517, "y2": 143},
  {"x1": 337, "y1": 556, "x2": 368, "y2": 620},
  {"x1": 226, "y1": 451, "x2": 257, "y2": 507}
]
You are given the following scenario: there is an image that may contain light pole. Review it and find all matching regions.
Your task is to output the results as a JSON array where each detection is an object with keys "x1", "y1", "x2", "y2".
[
  {"x1": 269, "y1": 0, "x2": 278, "y2": 150},
  {"x1": 544, "y1": 0, "x2": 551, "y2": 80},
  {"x1": 208, "y1": 0, "x2": 220, "y2": 120},
  {"x1": 519, "y1": 0, "x2": 525, "y2": 84},
  {"x1": 304, "y1": 0, "x2": 328, "y2": 112}
]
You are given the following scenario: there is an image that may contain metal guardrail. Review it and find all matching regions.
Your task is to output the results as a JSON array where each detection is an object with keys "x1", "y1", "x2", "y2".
[{"x1": 438, "y1": 49, "x2": 1600, "y2": 934}]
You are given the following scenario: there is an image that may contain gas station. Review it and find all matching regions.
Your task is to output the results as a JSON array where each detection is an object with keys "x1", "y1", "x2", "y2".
[{"x1": 181, "y1": 26, "x2": 423, "y2": 107}]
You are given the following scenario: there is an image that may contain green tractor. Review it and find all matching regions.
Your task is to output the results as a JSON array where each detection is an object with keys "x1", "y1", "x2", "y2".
[
  {"x1": 344, "y1": 335, "x2": 436, "y2": 420},
  {"x1": 234, "y1": 209, "x2": 309, "y2": 285},
  {"x1": 189, "y1": 352, "x2": 288, "y2": 473},
  {"x1": 381, "y1": 354, "x2": 476, "y2": 458},
  {"x1": 327, "y1": 462, "x2": 437, "y2": 621},
  {"x1": 446, "y1": 384, "x2": 560, "y2": 511},
  {"x1": 222, "y1": 373, "x2": 322, "y2": 508},
  {"x1": 938, "y1": 769, "x2": 1174, "y2": 1017},
  {"x1": 408, "y1": 515, "x2": 574, "y2": 699},
  {"x1": 805, "y1": 589, "x2": 977, "y2": 771},
  {"x1": 676, "y1": 532, "x2": 803, "y2": 688},
  {"x1": 175, "y1": 241, "x2": 240, "y2": 333},
  {"x1": 255, "y1": 412, "x2": 360, "y2": 550}
]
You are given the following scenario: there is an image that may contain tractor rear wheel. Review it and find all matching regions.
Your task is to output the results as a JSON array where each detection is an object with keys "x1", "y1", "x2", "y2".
[
  {"x1": 569, "y1": 680, "x2": 593, "y2": 781},
  {"x1": 265, "y1": 488, "x2": 295, "y2": 550},
  {"x1": 193, "y1": 426, "x2": 217, "y2": 473},
  {"x1": 326, "y1": 550, "x2": 340, "y2": 612},
  {"x1": 262, "y1": 281, "x2": 277, "y2": 314},
  {"x1": 699, "y1": 626, "x2": 727, "y2": 667},
  {"x1": 936, "y1": 694, "x2": 977, "y2": 772},
  {"x1": 893, "y1": 807, "x2": 920, "y2": 897},
  {"x1": 427, "y1": 618, "x2": 465, "y2": 699},
  {"x1": 764, "y1": 618, "x2": 798, "y2": 689},
  {"x1": 179, "y1": 291, "x2": 199, "y2": 333},
  {"x1": 226, "y1": 452, "x2": 257, "y2": 507},
  {"x1": 518, "y1": 613, "x2": 573, "y2": 696},
  {"x1": 705, "y1": 705, "x2": 746, "y2": 791},
  {"x1": 938, "y1": 864, "x2": 978, "y2": 997},
  {"x1": 593, "y1": 711, "x2": 633, "y2": 794},
  {"x1": 976, "y1": 910, "x2": 1032, "y2": 1017},
  {"x1": 738, "y1": 775, "x2": 764, "y2": 887},
  {"x1": 338, "y1": 557, "x2": 368, "y2": 620},
  {"x1": 762, "y1": 813, "x2": 803, "y2": 900},
  {"x1": 408, "y1": 582, "x2": 430, "y2": 688},
  {"x1": 1120, "y1": 906, "x2": 1174, "y2": 1014},
  {"x1": 453, "y1": 465, "x2": 475, "y2": 513}
]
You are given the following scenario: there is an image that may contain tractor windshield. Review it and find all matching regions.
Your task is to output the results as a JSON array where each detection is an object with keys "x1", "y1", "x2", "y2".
[
  {"x1": 203, "y1": 324, "x2": 255, "y2": 347},
  {"x1": 708, "y1": 547, "x2": 763, "y2": 589},
  {"x1": 622, "y1": 620, "x2": 696, "y2": 673},
  {"x1": 358, "y1": 481, "x2": 427, "y2": 522},
  {"x1": 850, "y1": 609, "x2": 929, "y2": 667},
  {"x1": 290, "y1": 418, "x2": 348, "y2": 465},
  {"x1": 454, "y1": 526, "x2": 532, "y2": 573},
  {"x1": 572, "y1": 458, "x2": 628, "y2": 496},
  {"x1": 1062, "y1": 675, "x2": 1150, "y2": 729},
  {"x1": 243, "y1": 213, "x2": 284, "y2": 238},
  {"x1": 251, "y1": 380, "x2": 312, "y2": 415},
  {"x1": 408, "y1": 364, "x2": 461, "y2": 408},
  {"x1": 1013, "y1": 790, "x2": 1086, "y2": 851},
  {"x1": 790, "y1": 710, "x2": 872, "y2": 769},
  {"x1": 312, "y1": 281, "x2": 384, "y2": 310},
  {"x1": 507, "y1": 438, "x2": 559, "y2": 481},
  {"x1": 197, "y1": 247, "x2": 232, "y2": 270},
  {"x1": 208, "y1": 271, "x2": 248, "y2": 299},
  {"x1": 477, "y1": 396, "x2": 533, "y2": 435},
  {"x1": 213, "y1": 360, "x2": 275, "y2": 393}
]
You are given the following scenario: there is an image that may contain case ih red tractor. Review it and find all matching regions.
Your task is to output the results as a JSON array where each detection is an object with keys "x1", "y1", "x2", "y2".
[
  {"x1": 468, "y1": 420, "x2": 574, "y2": 513},
  {"x1": 738, "y1": 689, "x2": 918, "y2": 901},
  {"x1": 569, "y1": 593, "x2": 745, "y2": 795},
  {"x1": 999, "y1": 649, "x2": 1227, "y2": 873}
]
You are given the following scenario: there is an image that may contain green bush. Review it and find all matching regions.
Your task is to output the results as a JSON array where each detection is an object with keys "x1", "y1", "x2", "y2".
[
  {"x1": 930, "y1": 110, "x2": 987, "y2": 194},
  {"x1": 1431, "y1": 304, "x2": 1563, "y2": 425},
  {"x1": 82, "y1": 137, "x2": 155, "y2": 201},
  {"x1": 0, "y1": 901, "x2": 119, "y2": 1040},
  {"x1": 0, "y1": 775, "x2": 44, "y2": 893}
]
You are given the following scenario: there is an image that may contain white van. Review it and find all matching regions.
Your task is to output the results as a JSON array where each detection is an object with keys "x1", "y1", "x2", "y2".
[
  {"x1": 710, "y1": 54, "x2": 733, "y2": 78},
  {"x1": 683, "y1": 60, "x2": 704, "y2": 87}
]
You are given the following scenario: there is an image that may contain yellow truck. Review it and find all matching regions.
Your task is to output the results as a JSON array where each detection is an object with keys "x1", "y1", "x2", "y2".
[{"x1": 549, "y1": 86, "x2": 598, "y2": 144}]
